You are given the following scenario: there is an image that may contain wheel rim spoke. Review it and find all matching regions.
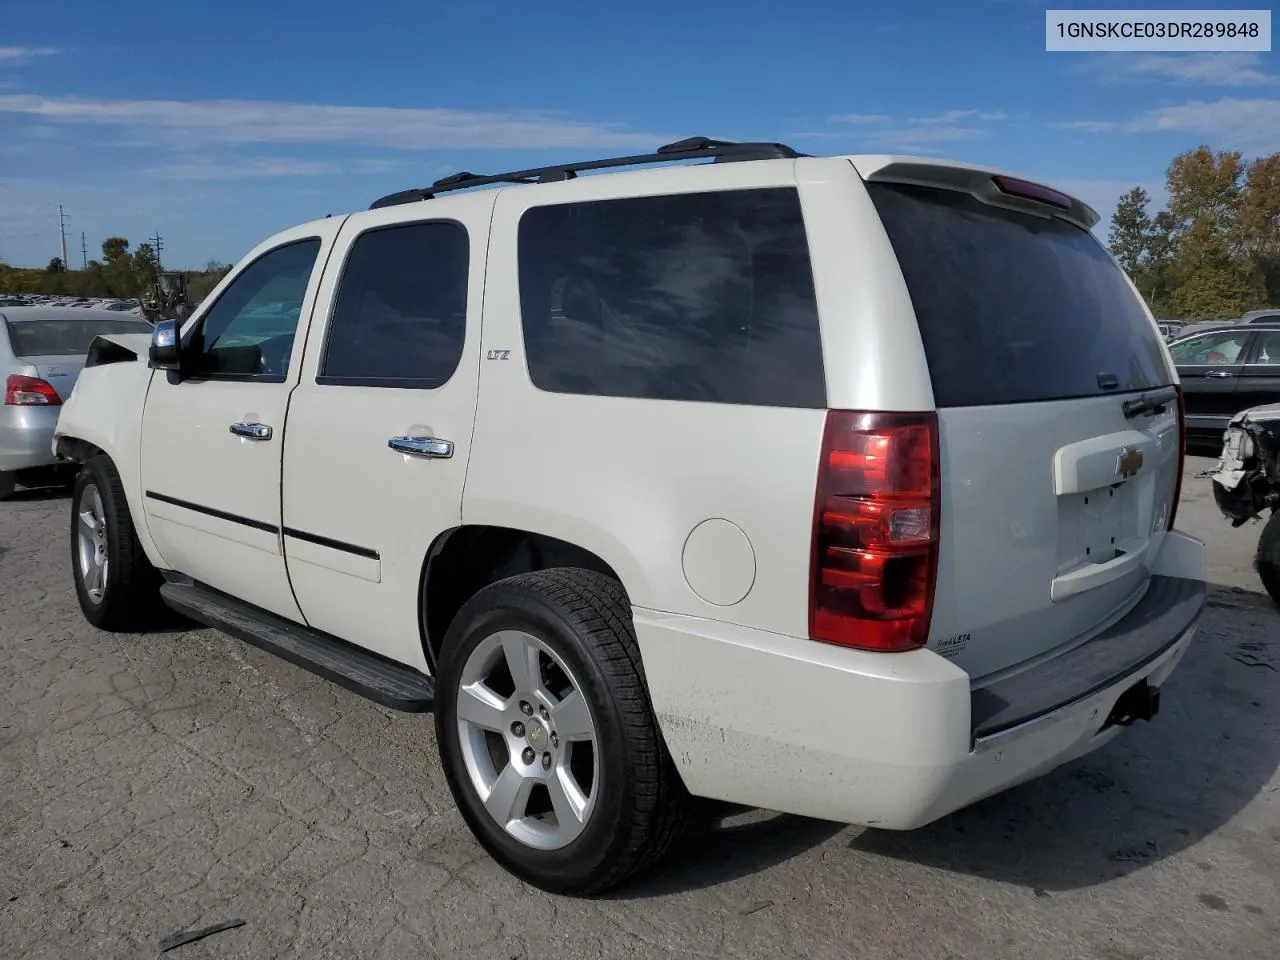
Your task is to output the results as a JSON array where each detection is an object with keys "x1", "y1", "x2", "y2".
[
  {"x1": 484, "y1": 763, "x2": 533, "y2": 826},
  {"x1": 500, "y1": 631, "x2": 541, "y2": 695},
  {"x1": 77, "y1": 510, "x2": 97, "y2": 539},
  {"x1": 456, "y1": 683, "x2": 508, "y2": 732},
  {"x1": 550, "y1": 690, "x2": 593, "y2": 743},
  {"x1": 548, "y1": 767, "x2": 589, "y2": 836}
]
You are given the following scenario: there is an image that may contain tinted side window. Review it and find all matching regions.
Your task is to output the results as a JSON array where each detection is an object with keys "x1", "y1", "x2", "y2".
[
  {"x1": 319, "y1": 221, "x2": 468, "y2": 388},
  {"x1": 187, "y1": 239, "x2": 321, "y2": 380},
  {"x1": 1169, "y1": 331, "x2": 1250, "y2": 365},
  {"x1": 517, "y1": 188, "x2": 825, "y2": 408}
]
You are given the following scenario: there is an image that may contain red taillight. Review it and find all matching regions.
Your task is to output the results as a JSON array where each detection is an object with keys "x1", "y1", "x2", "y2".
[
  {"x1": 991, "y1": 174, "x2": 1072, "y2": 210},
  {"x1": 4, "y1": 374, "x2": 61, "y2": 406},
  {"x1": 810, "y1": 410, "x2": 940, "y2": 652},
  {"x1": 1168, "y1": 385, "x2": 1186, "y2": 530}
]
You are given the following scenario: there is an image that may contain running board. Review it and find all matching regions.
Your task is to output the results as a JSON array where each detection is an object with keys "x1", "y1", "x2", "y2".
[{"x1": 159, "y1": 580, "x2": 436, "y2": 712}]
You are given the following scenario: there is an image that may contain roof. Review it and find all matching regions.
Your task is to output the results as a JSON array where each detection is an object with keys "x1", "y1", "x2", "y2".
[{"x1": 0, "y1": 306, "x2": 152, "y2": 324}]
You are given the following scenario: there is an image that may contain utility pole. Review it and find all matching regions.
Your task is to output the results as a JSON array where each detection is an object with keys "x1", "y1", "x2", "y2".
[
  {"x1": 80, "y1": 232, "x2": 88, "y2": 270},
  {"x1": 150, "y1": 231, "x2": 164, "y2": 270},
  {"x1": 58, "y1": 205, "x2": 69, "y2": 268}
]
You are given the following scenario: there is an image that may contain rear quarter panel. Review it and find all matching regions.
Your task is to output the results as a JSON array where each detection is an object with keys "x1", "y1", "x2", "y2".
[{"x1": 466, "y1": 161, "x2": 839, "y2": 637}]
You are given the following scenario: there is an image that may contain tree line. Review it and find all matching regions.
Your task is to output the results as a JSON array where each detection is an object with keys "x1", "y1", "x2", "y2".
[
  {"x1": 1109, "y1": 145, "x2": 1280, "y2": 320},
  {"x1": 0, "y1": 237, "x2": 232, "y2": 306}
]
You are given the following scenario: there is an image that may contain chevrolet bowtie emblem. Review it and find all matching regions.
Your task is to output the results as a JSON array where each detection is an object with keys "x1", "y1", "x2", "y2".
[{"x1": 1116, "y1": 445, "x2": 1144, "y2": 479}]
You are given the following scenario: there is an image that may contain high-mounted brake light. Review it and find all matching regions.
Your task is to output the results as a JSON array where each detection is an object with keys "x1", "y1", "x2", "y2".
[
  {"x1": 991, "y1": 175, "x2": 1072, "y2": 210},
  {"x1": 809, "y1": 411, "x2": 941, "y2": 652},
  {"x1": 4, "y1": 374, "x2": 61, "y2": 406},
  {"x1": 1168, "y1": 386, "x2": 1186, "y2": 530}
]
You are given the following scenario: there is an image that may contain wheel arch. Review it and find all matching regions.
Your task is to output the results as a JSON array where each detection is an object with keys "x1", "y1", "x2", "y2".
[{"x1": 419, "y1": 524, "x2": 626, "y2": 671}]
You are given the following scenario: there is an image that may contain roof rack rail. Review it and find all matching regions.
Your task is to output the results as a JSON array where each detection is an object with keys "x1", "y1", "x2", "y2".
[{"x1": 369, "y1": 136, "x2": 805, "y2": 209}]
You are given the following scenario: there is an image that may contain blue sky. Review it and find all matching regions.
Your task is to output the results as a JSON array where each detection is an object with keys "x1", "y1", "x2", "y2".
[{"x1": 2, "y1": 0, "x2": 1278, "y2": 268}]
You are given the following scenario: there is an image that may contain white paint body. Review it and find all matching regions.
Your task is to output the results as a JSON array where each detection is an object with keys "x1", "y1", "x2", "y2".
[{"x1": 52, "y1": 153, "x2": 1207, "y2": 831}]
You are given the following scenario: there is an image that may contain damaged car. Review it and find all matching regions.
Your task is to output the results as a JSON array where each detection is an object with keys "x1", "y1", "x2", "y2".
[{"x1": 1209, "y1": 402, "x2": 1280, "y2": 605}]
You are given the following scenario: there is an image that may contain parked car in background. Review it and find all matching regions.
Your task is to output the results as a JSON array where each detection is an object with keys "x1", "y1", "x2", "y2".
[
  {"x1": 1168, "y1": 323, "x2": 1280, "y2": 446},
  {"x1": 1, "y1": 306, "x2": 153, "y2": 498}
]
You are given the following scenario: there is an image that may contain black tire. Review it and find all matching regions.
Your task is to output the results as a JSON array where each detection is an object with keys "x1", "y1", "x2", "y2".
[
  {"x1": 70, "y1": 455, "x2": 163, "y2": 630},
  {"x1": 1256, "y1": 511, "x2": 1280, "y2": 608},
  {"x1": 434, "y1": 567, "x2": 687, "y2": 895},
  {"x1": 0, "y1": 471, "x2": 15, "y2": 500}
]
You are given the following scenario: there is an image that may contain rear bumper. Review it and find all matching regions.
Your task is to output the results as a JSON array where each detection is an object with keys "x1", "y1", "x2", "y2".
[
  {"x1": 0, "y1": 405, "x2": 60, "y2": 472},
  {"x1": 636, "y1": 532, "x2": 1206, "y2": 830}
]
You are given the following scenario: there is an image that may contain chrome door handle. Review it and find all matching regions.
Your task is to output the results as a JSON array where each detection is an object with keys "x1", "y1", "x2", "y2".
[
  {"x1": 389, "y1": 436, "x2": 453, "y2": 459},
  {"x1": 1205, "y1": 370, "x2": 1235, "y2": 378},
  {"x1": 230, "y1": 422, "x2": 272, "y2": 440}
]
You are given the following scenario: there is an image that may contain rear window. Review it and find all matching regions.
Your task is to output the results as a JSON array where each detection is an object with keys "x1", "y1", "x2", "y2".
[
  {"x1": 868, "y1": 182, "x2": 1171, "y2": 407},
  {"x1": 6, "y1": 317, "x2": 154, "y2": 357}
]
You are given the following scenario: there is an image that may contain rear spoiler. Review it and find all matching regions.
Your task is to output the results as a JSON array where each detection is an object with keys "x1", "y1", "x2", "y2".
[{"x1": 848, "y1": 156, "x2": 1100, "y2": 231}]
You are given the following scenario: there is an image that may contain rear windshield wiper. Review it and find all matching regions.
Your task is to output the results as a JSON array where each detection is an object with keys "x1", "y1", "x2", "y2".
[{"x1": 1122, "y1": 386, "x2": 1179, "y2": 419}]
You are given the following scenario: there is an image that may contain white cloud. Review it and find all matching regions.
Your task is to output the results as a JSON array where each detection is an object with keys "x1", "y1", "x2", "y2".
[
  {"x1": 818, "y1": 107, "x2": 1007, "y2": 153},
  {"x1": 1053, "y1": 120, "x2": 1118, "y2": 133},
  {"x1": 913, "y1": 108, "x2": 1008, "y2": 124},
  {"x1": 1085, "y1": 52, "x2": 1277, "y2": 87},
  {"x1": 828, "y1": 113, "x2": 890, "y2": 124},
  {"x1": 0, "y1": 46, "x2": 60, "y2": 62},
  {"x1": 0, "y1": 93, "x2": 665, "y2": 150},
  {"x1": 1127, "y1": 98, "x2": 1280, "y2": 152},
  {"x1": 144, "y1": 156, "x2": 411, "y2": 180}
]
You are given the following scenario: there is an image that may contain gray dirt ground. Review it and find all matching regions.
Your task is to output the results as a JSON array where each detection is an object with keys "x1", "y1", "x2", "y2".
[{"x1": 0, "y1": 456, "x2": 1277, "y2": 960}]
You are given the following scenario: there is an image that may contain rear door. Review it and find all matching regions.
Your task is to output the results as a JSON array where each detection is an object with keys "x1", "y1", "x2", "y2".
[
  {"x1": 1168, "y1": 329, "x2": 1252, "y2": 436},
  {"x1": 1236, "y1": 329, "x2": 1280, "y2": 413},
  {"x1": 280, "y1": 198, "x2": 491, "y2": 668},
  {"x1": 865, "y1": 178, "x2": 1183, "y2": 680}
]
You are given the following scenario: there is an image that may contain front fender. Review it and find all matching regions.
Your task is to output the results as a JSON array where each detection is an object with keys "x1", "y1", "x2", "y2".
[{"x1": 54, "y1": 359, "x2": 167, "y2": 569}]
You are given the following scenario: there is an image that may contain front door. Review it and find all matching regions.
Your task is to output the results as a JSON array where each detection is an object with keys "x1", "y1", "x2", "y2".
[
  {"x1": 280, "y1": 199, "x2": 492, "y2": 668},
  {"x1": 1169, "y1": 329, "x2": 1253, "y2": 437},
  {"x1": 139, "y1": 221, "x2": 342, "y2": 619}
]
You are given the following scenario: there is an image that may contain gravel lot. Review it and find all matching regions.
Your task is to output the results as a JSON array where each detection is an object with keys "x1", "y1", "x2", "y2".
[{"x1": 1, "y1": 456, "x2": 1277, "y2": 960}]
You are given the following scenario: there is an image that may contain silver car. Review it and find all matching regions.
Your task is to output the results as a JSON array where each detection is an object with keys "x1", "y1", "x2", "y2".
[{"x1": 1, "y1": 306, "x2": 152, "y2": 498}]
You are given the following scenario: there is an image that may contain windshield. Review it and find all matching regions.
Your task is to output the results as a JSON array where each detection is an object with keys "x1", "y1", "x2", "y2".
[
  {"x1": 867, "y1": 182, "x2": 1172, "y2": 407},
  {"x1": 6, "y1": 317, "x2": 154, "y2": 357}
]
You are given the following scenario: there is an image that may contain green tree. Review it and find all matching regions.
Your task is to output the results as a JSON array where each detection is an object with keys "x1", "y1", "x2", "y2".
[
  {"x1": 46, "y1": 257, "x2": 66, "y2": 273},
  {"x1": 1109, "y1": 187, "x2": 1153, "y2": 275}
]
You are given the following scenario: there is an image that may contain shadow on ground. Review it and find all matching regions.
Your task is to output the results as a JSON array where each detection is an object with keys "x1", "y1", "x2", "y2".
[
  {"x1": 7, "y1": 485, "x2": 71, "y2": 503},
  {"x1": 608, "y1": 802, "x2": 845, "y2": 898},
  {"x1": 849, "y1": 587, "x2": 1280, "y2": 892}
]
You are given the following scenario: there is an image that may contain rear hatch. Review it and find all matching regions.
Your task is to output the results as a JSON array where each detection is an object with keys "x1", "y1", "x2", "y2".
[
  {"x1": 6, "y1": 316, "x2": 153, "y2": 400},
  {"x1": 863, "y1": 171, "x2": 1181, "y2": 681}
]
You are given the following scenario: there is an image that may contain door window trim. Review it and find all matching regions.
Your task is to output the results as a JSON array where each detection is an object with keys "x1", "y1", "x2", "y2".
[
  {"x1": 314, "y1": 217, "x2": 470, "y2": 390},
  {"x1": 178, "y1": 236, "x2": 323, "y2": 385}
]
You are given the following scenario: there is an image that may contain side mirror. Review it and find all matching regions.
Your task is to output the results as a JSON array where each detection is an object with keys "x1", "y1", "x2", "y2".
[{"x1": 149, "y1": 319, "x2": 181, "y2": 371}]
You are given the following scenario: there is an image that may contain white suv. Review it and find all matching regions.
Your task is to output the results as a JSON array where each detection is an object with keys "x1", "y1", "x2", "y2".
[{"x1": 52, "y1": 137, "x2": 1207, "y2": 894}]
